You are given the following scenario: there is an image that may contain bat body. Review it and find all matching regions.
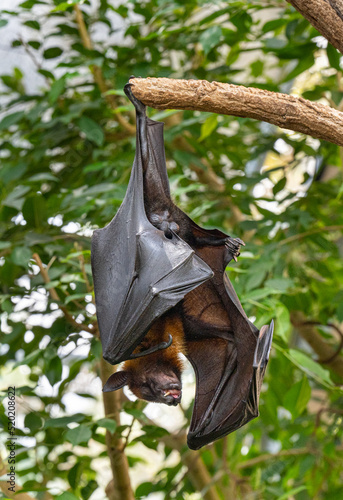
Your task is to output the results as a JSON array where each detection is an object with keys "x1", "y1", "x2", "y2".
[{"x1": 91, "y1": 84, "x2": 274, "y2": 449}]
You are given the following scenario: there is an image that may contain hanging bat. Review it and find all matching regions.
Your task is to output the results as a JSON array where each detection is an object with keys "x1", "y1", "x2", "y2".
[{"x1": 91, "y1": 83, "x2": 274, "y2": 450}]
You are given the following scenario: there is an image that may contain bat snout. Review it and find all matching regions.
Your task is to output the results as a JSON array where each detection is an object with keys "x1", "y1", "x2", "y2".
[
  {"x1": 161, "y1": 382, "x2": 182, "y2": 406},
  {"x1": 162, "y1": 389, "x2": 182, "y2": 406}
]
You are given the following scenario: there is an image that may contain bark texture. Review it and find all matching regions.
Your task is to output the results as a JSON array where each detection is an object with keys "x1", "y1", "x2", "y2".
[
  {"x1": 287, "y1": 0, "x2": 343, "y2": 54},
  {"x1": 291, "y1": 311, "x2": 343, "y2": 379},
  {"x1": 100, "y1": 358, "x2": 134, "y2": 500},
  {"x1": 129, "y1": 77, "x2": 343, "y2": 146}
]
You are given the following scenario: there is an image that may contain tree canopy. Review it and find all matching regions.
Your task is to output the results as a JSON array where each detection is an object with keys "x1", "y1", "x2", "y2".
[{"x1": 0, "y1": 1, "x2": 342, "y2": 499}]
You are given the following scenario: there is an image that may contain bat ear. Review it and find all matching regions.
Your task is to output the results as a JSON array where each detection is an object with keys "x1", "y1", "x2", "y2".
[{"x1": 103, "y1": 371, "x2": 129, "y2": 393}]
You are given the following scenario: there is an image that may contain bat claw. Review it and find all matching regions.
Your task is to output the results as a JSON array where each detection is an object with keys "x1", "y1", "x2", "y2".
[
  {"x1": 124, "y1": 82, "x2": 146, "y2": 114},
  {"x1": 128, "y1": 334, "x2": 173, "y2": 360},
  {"x1": 225, "y1": 237, "x2": 244, "y2": 262}
]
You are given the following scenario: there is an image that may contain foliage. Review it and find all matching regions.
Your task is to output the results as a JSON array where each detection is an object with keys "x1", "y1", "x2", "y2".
[{"x1": 0, "y1": 1, "x2": 343, "y2": 499}]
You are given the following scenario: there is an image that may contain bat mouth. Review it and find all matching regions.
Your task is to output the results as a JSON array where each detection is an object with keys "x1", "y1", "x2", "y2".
[{"x1": 162, "y1": 384, "x2": 182, "y2": 405}]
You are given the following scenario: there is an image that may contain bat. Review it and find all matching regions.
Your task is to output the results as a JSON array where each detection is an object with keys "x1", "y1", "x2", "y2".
[{"x1": 91, "y1": 82, "x2": 274, "y2": 450}]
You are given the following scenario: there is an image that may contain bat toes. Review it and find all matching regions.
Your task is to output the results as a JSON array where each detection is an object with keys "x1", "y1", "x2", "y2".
[
  {"x1": 225, "y1": 237, "x2": 245, "y2": 259},
  {"x1": 124, "y1": 82, "x2": 146, "y2": 114}
]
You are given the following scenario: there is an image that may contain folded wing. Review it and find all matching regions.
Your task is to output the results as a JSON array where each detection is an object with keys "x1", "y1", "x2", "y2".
[{"x1": 91, "y1": 110, "x2": 213, "y2": 365}]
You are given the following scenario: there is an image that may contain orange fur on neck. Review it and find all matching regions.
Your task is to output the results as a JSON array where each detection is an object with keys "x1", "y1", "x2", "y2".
[{"x1": 123, "y1": 309, "x2": 185, "y2": 374}]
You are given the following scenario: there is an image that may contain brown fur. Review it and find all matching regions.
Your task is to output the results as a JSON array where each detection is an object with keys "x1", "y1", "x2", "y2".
[{"x1": 122, "y1": 309, "x2": 185, "y2": 400}]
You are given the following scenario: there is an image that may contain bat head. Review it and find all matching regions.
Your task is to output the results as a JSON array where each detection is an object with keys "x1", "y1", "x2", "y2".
[
  {"x1": 129, "y1": 366, "x2": 182, "y2": 406},
  {"x1": 103, "y1": 365, "x2": 182, "y2": 406}
]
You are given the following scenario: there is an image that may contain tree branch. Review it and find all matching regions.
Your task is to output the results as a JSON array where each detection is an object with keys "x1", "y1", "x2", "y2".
[
  {"x1": 99, "y1": 358, "x2": 134, "y2": 500},
  {"x1": 32, "y1": 253, "x2": 96, "y2": 336},
  {"x1": 278, "y1": 224, "x2": 343, "y2": 246},
  {"x1": 287, "y1": 0, "x2": 343, "y2": 54},
  {"x1": 129, "y1": 77, "x2": 343, "y2": 146},
  {"x1": 238, "y1": 447, "x2": 313, "y2": 470},
  {"x1": 291, "y1": 311, "x2": 343, "y2": 379},
  {"x1": 158, "y1": 433, "x2": 221, "y2": 500},
  {"x1": 120, "y1": 394, "x2": 221, "y2": 500},
  {"x1": 73, "y1": 5, "x2": 135, "y2": 135}
]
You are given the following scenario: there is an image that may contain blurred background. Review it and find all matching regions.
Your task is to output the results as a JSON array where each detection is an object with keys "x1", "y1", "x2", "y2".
[{"x1": 0, "y1": 1, "x2": 342, "y2": 499}]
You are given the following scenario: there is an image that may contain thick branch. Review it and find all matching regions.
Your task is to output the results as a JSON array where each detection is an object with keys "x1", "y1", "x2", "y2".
[
  {"x1": 287, "y1": 0, "x2": 343, "y2": 54},
  {"x1": 99, "y1": 358, "x2": 134, "y2": 500},
  {"x1": 291, "y1": 311, "x2": 343, "y2": 379},
  {"x1": 120, "y1": 394, "x2": 221, "y2": 500},
  {"x1": 129, "y1": 77, "x2": 343, "y2": 146}
]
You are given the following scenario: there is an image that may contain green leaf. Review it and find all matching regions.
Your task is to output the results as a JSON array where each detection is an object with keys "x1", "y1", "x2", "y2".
[
  {"x1": 44, "y1": 414, "x2": 85, "y2": 428},
  {"x1": 250, "y1": 59, "x2": 264, "y2": 77},
  {"x1": 262, "y1": 18, "x2": 288, "y2": 33},
  {"x1": 11, "y1": 246, "x2": 32, "y2": 267},
  {"x1": 274, "y1": 303, "x2": 291, "y2": 342},
  {"x1": 0, "y1": 111, "x2": 25, "y2": 131},
  {"x1": 52, "y1": 0, "x2": 83, "y2": 12},
  {"x1": 277, "y1": 486, "x2": 307, "y2": 500},
  {"x1": 68, "y1": 462, "x2": 83, "y2": 489},
  {"x1": 96, "y1": 418, "x2": 117, "y2": 433},
  {"x1": 283, "y1": 54, "x2": 315, "y2": 82},
  {"x1": 48, "y1": 77, "x2": 65, "y2": 104},
  {"x1": 136, "y1": 482, "x2": 156, "y2": 497},
  {"x1": 81, "y1": 480, "x2": 97, "y2": 500},
  {"x1": 83, "y1": 161, "x2": 109, "y2": 173},
  {"x1": 23, "y1": 20, "x2": 40, "y2": 30},
  {"x1": 24, "y1": 412, "x2": 43, "y2": 431},
  {"x1": 56, "y1": 493, "x2": 79, "y2": 500},
  {"x1": 0, "y1": 19, "x2": 8, "y2": 28},
  {"x1": 13, "y1": 349, "x2": 41, "y2": 368},
  {"x1": 46, "y1": 356, "x2": 63, "y2": 386},
  {"x1": 327, "y1": 44, "x2": 341, "y2": 71},
  {"x1": 283, "y1": 377, "x2": 311, "y2": 418},
  {"x1": 199, "y1": 114, "x2": 218, "y2": 142},
  {"x1": 245, "y1": 271, "x2": 266, "y2": 291},
  {"x1": 2, "y1": 185, "x2": 30, "y2": 210},
  {"x1": 288, "y1": 349, "x2": 333, "y2": 386},
  {"x1": 65, "y1": 425, "x2": 92, "y2": 446},
  {"x1": 28, "y1": 173, "x2": 59, "y2": 182},
  {"x1": 264, "y1": 278, "x2": 294, "y2": 292},
  {"x1": 78, "y1": 116, "x2": 104, "y2": 146},
  {"x1": 43, "y1": 47, "x2": 63, "y2": 59},
  {"x1": 200, "y1": 26, "x2": 222, "y2": 55},
  {"x1": 28, "y1": 40, "x2": 41, "y2": 50},
  {"x1": 65, "y1": 293, "x2": 87, "y2": 304},
  {"x1": 243, "y1": 287, "x2": 280, "y2": 301},
  {"x1": 273, "y1": 177, "x2": 287, "y2": 195}
]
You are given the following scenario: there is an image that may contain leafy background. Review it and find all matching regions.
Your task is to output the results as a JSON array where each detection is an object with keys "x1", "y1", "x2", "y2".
[{"x1": 0, "y1": 1, "x2": 343, "y2": 499}]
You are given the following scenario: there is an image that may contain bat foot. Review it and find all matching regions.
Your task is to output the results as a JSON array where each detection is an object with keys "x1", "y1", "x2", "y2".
[
  {"x1": 225, "y1": 237, "x2": 245, "y2": 261},
  {"x1": 124, "y1": 82, "x2": 146, "y2": 114}
]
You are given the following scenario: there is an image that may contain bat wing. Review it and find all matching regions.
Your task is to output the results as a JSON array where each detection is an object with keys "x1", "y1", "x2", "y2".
[
  {"x1": 183, "y1": 245, "x2": 273, "y2": 450},
  {"x1": 91, "y1": 110, "x2": 213, "y2": 366}
]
